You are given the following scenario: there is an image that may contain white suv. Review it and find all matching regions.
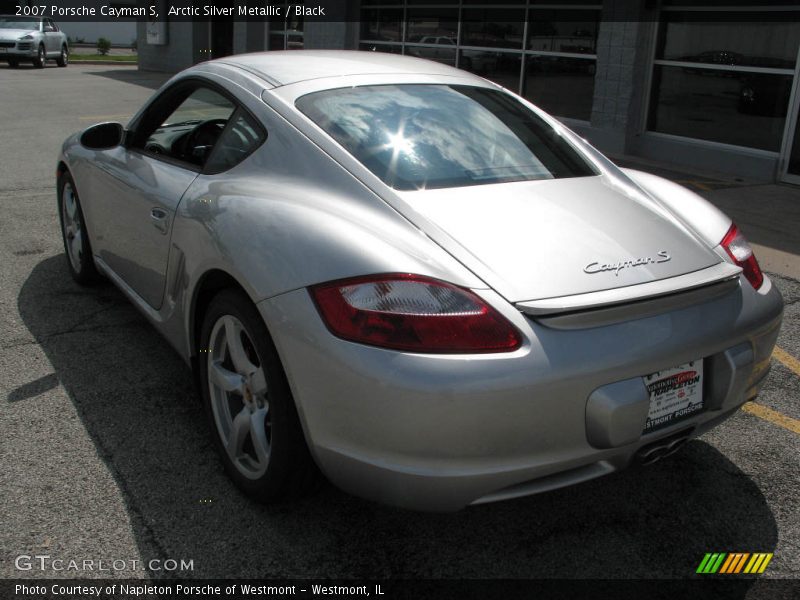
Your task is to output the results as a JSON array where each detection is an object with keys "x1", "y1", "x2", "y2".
[{"x1": 0, "y1": 15, "x2": 69, "y2": 68}]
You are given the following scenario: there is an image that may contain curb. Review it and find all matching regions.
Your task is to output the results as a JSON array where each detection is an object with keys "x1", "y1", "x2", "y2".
[{"x1": 69, "y1": 60, "x2": 138, "y2": 66}]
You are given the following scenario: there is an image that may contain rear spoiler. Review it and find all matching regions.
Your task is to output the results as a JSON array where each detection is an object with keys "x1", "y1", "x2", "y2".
[{"x1": 516, "y1": 262, "x2": 742, "y2": 324}]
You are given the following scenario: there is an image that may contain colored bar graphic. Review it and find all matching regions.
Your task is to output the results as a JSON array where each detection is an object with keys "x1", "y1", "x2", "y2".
[
  {"x1": 696, "y1": 553, "x2": 713, "y2": 574},
  {"x1": 758, "y1": 554, "x2": 773, "y2": 573},
  {"x1": 719, "y1": 554, "x2": 735, "y2": 574},
  {"x1": 719, "y1": 554, "x2": 736, "y2": 574},
  {"x1": 720, "y1": 553, "x2": 743, "y2": 574},
  {"x1": 698, "y1": 553, "x2": 773, "y2": 575},
  {"x1": 711, "y1": 553, "x2": 726, "y2": 574},
  {"x1": 701, "y1": 553, "x2": 720, "y2": 574},
  {"x1": 719, "y1": 553, "x2": 739, "y2": 573},
  {"x1": 733, "y1": 553, "x2": 750, "y2": 573},
  {"x1": 744, "y1": 554, "x2": 762, "y2": 574}
]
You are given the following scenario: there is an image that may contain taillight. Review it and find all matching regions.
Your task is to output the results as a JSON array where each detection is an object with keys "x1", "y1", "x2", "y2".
[
  {"x1": 721, "y1": 224, "x2": 763, "y2": 290},
  {"x1": 309, "y1": 274, "x2": 523, "y2": 353}
]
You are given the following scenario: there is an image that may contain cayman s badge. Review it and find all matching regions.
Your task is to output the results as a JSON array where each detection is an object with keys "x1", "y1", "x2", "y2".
[{"x1": 584, "y1": 250, "x2": 671, "y2": 276}]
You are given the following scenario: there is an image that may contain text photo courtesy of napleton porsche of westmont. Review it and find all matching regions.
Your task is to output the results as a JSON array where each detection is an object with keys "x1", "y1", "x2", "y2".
[{"x1": 1, "y1": 1, "x2": 799, "y2": 599}]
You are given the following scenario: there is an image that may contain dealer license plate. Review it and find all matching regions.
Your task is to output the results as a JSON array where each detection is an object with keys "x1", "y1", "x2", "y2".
[{"x1": 643, "y1": 360, "x2": 704, "y2": 433}]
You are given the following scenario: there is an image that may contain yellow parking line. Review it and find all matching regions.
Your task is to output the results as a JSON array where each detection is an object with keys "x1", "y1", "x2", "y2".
[
  {"x1": 773, "y1": 347, "x2": 800, "y2": 378},
  {"x1": 736, "y1": 347, "x2": 800, "y2": 435},
  {"x1": 741, "y1": 403, "x2": 800, "y2": 435}
]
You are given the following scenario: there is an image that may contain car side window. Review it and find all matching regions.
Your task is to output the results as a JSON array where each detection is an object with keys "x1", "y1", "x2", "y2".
[
  {"x1": 204, "y1": 109, "x2": 266, "y2": 173},
  {"x1": 44, "y1": 20, "x2": 55, "y2": 32},
  {"x1": 134, "y1": 86, "x2": 236, "y2": 169}
]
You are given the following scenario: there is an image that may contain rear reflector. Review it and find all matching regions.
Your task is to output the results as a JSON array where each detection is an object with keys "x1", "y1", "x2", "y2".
[{"x1": 309, "y1": 274, "x2": 522, "y2": 353}]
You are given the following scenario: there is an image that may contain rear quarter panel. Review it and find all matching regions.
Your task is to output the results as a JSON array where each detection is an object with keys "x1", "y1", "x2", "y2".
[{"x1": 171, "y1": 92, "x2": 485, "y2": 357}]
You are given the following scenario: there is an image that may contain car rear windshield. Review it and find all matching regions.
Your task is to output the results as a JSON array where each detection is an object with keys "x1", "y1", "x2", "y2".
[
  {"x1": 0, "y1": 17, "x2": 39, "y2": 29},
  {"x1": 295, "y1": 84, "x2": 597, "y2": 191}
]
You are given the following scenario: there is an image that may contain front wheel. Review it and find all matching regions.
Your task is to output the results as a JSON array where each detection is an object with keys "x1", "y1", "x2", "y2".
[
  {"x1": 57, "y1": 45, "x2": 68, "y2": 67},
  {"x1": 32, "y1": 45, "x2": 46, "y2": 68},
  {"x1": 58, "y1": 173, "x2": 99, "y2": 285},
  {"x1": 199, "y1": 289, "x2": 319, "y2": 502}
]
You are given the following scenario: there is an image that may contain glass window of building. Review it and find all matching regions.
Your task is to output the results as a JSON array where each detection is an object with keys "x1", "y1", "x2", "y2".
[
  {"x1": 357, "y1": 1, "x2": 602, "y2": 122},
  {"x1": 269, "y1": 1, "x2": 304, "y2": 50},
  {"x1": 648, "y1": 4, "x2": 800, "y2": 151},
  {"x1": 460, "y1": 9, "x2": 525, "y2": 49},
  {"x1": 406, "y1": 7, "x2": 458, "y2": 43},
  {"x1": 360, "y1": 8, "x2": 403, "y2": 44}
]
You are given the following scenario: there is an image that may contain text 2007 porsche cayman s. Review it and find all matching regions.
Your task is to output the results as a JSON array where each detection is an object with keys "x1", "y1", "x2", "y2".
[{"x1": 57, "y1": 51, "x2": 783, "y2": 511}]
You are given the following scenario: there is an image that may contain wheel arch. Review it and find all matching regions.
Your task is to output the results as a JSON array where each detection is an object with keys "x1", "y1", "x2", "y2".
[
  {"x1": 191, "y1": 269, "x2": 322, "y2": 497},
  {"x1": 188, "y1": 269, "x2": 256, "y2": 367},
  {"x1": 56, "y1": 161, "x2": 69, "y2": 180}
]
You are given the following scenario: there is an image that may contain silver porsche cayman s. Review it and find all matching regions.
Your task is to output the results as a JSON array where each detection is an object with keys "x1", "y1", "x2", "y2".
[{"x1": 57, "y1": 51, "x2": 783, "y2": 511}]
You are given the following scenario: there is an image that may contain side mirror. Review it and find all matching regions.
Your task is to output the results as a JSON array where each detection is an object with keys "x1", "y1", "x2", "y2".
[{"x1": 80, "y1": 122, "x2": 124, "y2": 150}]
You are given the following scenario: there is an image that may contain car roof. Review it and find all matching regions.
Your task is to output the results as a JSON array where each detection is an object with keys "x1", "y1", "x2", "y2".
[{"x1": 214, "y1": 50, "x2": 471, "y2": 87}]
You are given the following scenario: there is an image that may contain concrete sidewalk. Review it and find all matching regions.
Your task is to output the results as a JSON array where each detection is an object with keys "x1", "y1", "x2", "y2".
[{"x1": 614, "y1": 155, "x2": 800, "y2": 281}]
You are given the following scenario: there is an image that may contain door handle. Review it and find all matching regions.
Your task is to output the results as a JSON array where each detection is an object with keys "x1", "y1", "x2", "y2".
[{"x1": 150, "y1": 207, "x2": 169, "y2": 234}]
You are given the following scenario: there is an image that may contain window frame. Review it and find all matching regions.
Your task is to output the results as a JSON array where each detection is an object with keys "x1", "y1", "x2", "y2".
[
  {"x1": 268, "y1": 0, "x2": 305, "y2": 50},
  {"x1": 644, "y1": 3, "x2": 800, "y2": 153},
  {"x1": 203, "y1": 107, "x2": 268, "y2": 175},
  {"x1": 357, "y1": 1, "x2": 603, "y2": 122},
  {"x1": 125, "y1": 77, "x2": 267, "y2": 175}
]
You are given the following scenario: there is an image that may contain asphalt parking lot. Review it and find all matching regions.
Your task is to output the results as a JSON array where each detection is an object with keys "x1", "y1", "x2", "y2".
[{"x1": 0, "y1": 64, "x2": 798, "y2": 587}]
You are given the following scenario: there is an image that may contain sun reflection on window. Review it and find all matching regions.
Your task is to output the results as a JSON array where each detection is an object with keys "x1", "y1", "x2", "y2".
[{"x1": 386, "y1": 132, "x2": 415, "y2": 155}]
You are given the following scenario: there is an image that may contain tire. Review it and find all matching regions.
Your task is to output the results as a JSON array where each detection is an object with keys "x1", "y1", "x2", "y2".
[
  {"x1": 199, "y1": 289, "x2": 319, "y2": 502},
  {"x1": 58, "y1": 173, "x2": 100, "y2": 285},
  {"x1": 57, "y1": 45, "x2": 68, "y2": 67},
  {"x1": 33, "y1": 44, "x2": 45, "y2": 68}
]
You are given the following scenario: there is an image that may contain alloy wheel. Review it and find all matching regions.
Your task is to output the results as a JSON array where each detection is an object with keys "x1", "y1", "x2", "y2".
[
  {"x1": 61, "y1": 183, "x2": 83, "y2": 273},
  {"x1": 207, "y1": 315, "x2": 271, "y2": 480}
]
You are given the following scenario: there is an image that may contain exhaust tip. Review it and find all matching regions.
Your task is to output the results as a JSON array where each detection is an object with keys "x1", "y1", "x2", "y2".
[{"x1": 635, "y1": 429, "x2": 693, "y2": 466}]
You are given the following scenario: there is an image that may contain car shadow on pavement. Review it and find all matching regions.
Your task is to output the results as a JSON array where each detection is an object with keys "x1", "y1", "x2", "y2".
[
  {"x1": 15, "y1": 255, "x2": 778, "y2": 587},
  {"x1": 84, "y1": 68, "x2": 170, "y2": 91}
]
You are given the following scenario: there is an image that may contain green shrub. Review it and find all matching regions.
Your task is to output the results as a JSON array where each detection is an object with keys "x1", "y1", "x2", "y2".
[{"x1": 96, "y1": 37, "x2": 111, "y2": 55}]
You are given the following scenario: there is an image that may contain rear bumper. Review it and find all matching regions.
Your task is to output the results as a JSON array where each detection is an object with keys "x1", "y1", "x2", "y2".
[{"x1": 258, "y1": 276, "x2": 783, "y2": 511}]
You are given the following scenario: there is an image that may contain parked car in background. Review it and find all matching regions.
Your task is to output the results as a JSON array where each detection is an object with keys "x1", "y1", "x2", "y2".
[
  {"x1": 405, "y1": 36, "x2": 458, "y2": 67},
  {"x1": 0, "y1": 15, "x2": 68, "y2": 68},
  {"x1": 406, "y1": 36, "x2": 500, "y2": 73}
]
